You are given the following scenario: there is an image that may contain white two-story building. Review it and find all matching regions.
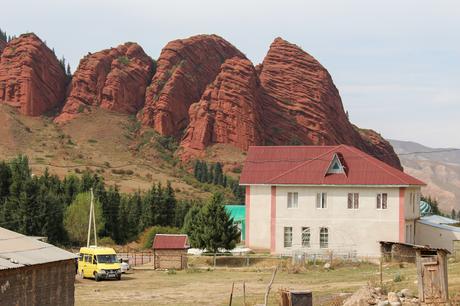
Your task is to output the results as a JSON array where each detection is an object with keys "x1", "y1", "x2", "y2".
[{"x1": 239, "y1": 145, "x2": 425, "y2": 257}]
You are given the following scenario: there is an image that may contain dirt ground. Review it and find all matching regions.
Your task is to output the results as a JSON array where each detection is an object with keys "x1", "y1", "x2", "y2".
[{"x1": 74, "y1": 260, "x2": 460, "y2": 306}]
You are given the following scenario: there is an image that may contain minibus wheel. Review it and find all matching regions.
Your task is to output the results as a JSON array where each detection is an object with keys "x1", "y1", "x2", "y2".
[
  {"x1": 95, "y1": 273, "x2": 101, "y2": 282},
  {"x1": 116, "y1": 274, "x2": 121, "y2": 280}
]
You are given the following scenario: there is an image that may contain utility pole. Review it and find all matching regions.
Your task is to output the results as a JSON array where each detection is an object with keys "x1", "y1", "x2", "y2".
[
  {"x1": 86, "y1": 188, "x2": 97, "y2": 247},
  {"x1": 92, "y1": 188, "x2": 97, "y2": 246}
]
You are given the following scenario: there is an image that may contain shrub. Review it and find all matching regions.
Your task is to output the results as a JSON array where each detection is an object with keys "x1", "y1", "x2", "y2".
[
  {"x1": 118, "y1": 56, "x2": 130, "y2": 65},
  {"x1": 138, "y1": 226, "x2": 181, "y2": 249},
  {"x1": 77, "y1": 104, "x2": 85, "y2": 113},
  {"x1": 393, "y1": 272, "x2": 403, "y2": 282},
  {"x1": 99, "y1": 236, "x2": 116, "y2": 246}
]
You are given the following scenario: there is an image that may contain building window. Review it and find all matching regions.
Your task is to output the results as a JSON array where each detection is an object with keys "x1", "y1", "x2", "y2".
[
  {"x1": 316, "y1": 192, "x2": 327, "y2": 209},
  {"x1": 347, "y1": 193, "x2": 359, "y2": 209},
  {"x1": 301, "y1": 227, "x2": 310, "y2": 247},
  {"x1": 284, "y1": 227, "x2": 293, "y2": 248},
  {"x1": 287, "y1": 192, "x2": 298, "y2": 209},
  {"x1": 377, "y1": 193, "x2": 388, "y2": 209},
  {"x1": 320, "y1": 227, "x2": 328, "y2": 248}
]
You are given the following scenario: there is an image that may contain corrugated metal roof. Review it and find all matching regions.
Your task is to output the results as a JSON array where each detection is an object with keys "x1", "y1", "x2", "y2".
[
  {"x1": 417, "y1": 218, "x2": 460, "y2": 233},
  {"x1": 420, "y1": 201, "x2": 433, "y2": 216},
  {"x1": 0, "y1": 227, "x2": 76, "y2": 270},
  {"x1": 379, "y1": 240, "x2": 451, "y2": 254},
  {"x1": 240, "y1": 145, "x2": 426, "y2": 186},
  {"x1": 152, "y1": 234, "x2": 189, "y2": 250},
  {"x1": 421, "y1": 215, "x2": 459, "y2": 225}
]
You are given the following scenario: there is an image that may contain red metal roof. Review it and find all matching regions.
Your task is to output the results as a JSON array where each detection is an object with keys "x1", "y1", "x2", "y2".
[
  {"x1": 152, "y1": 234, "x2": 189, "y2": 250},
  {"x1": 239, "y1": 145, "x2": 425, "y2": 186}
]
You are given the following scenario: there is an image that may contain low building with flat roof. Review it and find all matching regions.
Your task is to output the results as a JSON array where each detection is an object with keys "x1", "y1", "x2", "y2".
[{"x1": 0, "y1": 227, "x2": 76, "y2": 306}]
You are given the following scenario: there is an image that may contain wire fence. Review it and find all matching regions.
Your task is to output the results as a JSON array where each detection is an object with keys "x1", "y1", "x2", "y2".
[{"x1": 118, "y1": 251, "x2": 154, "y2": 267}]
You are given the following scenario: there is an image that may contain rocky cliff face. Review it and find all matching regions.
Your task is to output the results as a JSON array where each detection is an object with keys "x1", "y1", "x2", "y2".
[
  {"x1": 55, "y1": 42, "x2": 154, "y2": 123},
  {"x1": 180, "y1": 57, "x2": 264, "y2": 158},
  {"x1": 0, "y1": 33, "x2": 67, "y2": 116},
  {"x1": 139, "y1": 35, "x2": 245, "y2": 137},
  {"x1": 256, "y1": 38, "x2": 401, "y2": 169},
  {"x1": 358, "y1": 128, "x2": 402, "y2": 168},
  {"x1": 257, "y1": 38, "x2": 364, "y2": 146},
  {"x1": 177, "y1": 37, "x2": 401, "y2": 169}
]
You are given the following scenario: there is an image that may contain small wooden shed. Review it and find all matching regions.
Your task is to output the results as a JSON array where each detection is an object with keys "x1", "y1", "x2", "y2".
[
  {"x1": 415, "y1": 245, "x2": 450, "y2": 304},
  {"x1": 153, "y1": 234, "x2": 189, "y2": 270}
]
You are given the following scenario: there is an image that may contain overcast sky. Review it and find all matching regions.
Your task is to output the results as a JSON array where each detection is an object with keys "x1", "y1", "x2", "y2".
[{"x1": 2, "y1": 0, "x2": 459, "y2": 148}]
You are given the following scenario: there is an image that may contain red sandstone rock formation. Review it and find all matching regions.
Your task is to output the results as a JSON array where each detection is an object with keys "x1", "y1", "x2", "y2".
[
  {"x1": 0, "y1": 33, "x2": 67, "y2": 116},
  {"x1": 357, "y1": 128, "x2": 402, "y2": 169},
  {"x1": 55, "y1": 42, "x2": 154, "y2": 123},
  {"x1": 180, "y1": 57, "x2": 264, "y2": 158},
  {"x1": 177, "y1": 36, "x2": 401, "y2": 169},
  {"x1": 257, "y1": 38, "x2": 401, "y2": 169},
  {"x1": 139, "y1": 35, "x2": 245, "y2": 137},
  {"x1": 257, "y1": 37, "x2": 363, "y2": 146}
]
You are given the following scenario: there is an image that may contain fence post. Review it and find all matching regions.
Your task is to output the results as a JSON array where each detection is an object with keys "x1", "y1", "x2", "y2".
[
  {"x1": 135, "y1": 252, "x2": 137, "y2": 266},
  {"x1": 141, "y1": 252, "x2": 144, "y2": 265},
  {"x1": 246, "y1": 254, "x2": 250, "y2": 267}
]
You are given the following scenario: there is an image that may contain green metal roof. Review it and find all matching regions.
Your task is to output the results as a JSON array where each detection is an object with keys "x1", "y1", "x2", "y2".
[
  {"x1": 224, "y1": 205, "x2": 245, "y2": 222},
  {"x1": 420, "y1": 200, "x2": 433, "y2": 216}
]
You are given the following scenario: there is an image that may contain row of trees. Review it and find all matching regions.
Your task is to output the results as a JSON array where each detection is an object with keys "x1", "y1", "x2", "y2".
[
  {"x1": 194, "y1": 160, "x2": 245, "y2": 203},
  {"x1": 0, "y1": 28, "x2": 15, "y2": 42},
  {"x1": 422, "y1": 195, "x2": 460, "y2": 221},
  {"x1": 0, "y1": 156, "x2": 196, "y2": 245}
]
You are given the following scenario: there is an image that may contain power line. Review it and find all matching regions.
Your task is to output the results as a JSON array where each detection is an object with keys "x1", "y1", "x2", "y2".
[{"x1": 244, "y1": 148, "x2": 460, "y2": 164}]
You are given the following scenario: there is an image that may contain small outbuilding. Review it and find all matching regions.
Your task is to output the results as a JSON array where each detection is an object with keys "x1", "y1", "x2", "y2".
[
  {"x1": 152, "y1": 234, "x2": 189, "y2": 270},
  {"x1": 225, "y1": 205, "x2": 246, "y2": 241},
  {"x1": 0, "y1": 227, "x2": 77, "y2": 306}
]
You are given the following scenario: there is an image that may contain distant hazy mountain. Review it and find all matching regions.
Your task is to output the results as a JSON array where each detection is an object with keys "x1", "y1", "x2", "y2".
[
  {"x1": 389, "y1": 139, "x2": 460, "y2": 165},
  {"x1": 389, "y1": 139, "x2": 460, "y2": 212}
]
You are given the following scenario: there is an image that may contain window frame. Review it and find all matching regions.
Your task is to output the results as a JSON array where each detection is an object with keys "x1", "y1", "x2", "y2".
[
  {"x1": 287, "y1": 192, "x2": 299, "y2": 209},
  {"x1": 284, "y1": 227, "x2": 293, "y2": 248},
  {"x1": 319, "y1": 227, "x2": 329, "y2": 249},
  {"x1": 347, "y1": 193, "x2": 359, "y2": 209},
  {"x1": 376, "y1": 193, "x2": 388, "y2": 209},
  {"x1": 301, "y1": 227, "x2": 310, "y2": 248},
  {"x1": 316, "y1": 192, "x2": 327, "y2": 209}
]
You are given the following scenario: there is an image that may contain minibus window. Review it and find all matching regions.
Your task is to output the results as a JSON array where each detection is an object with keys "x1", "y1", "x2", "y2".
[{"x1": 97, "y1": 254, "x2": 117, "y2": 264}]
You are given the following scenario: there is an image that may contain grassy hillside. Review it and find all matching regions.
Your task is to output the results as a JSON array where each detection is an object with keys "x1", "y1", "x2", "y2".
[{"x1": 0, "y1": 105, "x2": 236, "y2": 201}]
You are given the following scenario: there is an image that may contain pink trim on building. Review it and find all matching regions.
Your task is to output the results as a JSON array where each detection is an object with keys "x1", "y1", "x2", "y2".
[
  {"x1": 270, "y1": 186, "x2": 276, "y2": 253},
  {"x1": 245, "y1": 186, "x2": 250, "y2": 247},
  {"x1": 399, "y1": 187, "x2": 406, "y2": 242}
]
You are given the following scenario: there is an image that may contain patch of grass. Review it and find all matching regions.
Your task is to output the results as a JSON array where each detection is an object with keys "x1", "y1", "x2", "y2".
[
  {"x1": 117, "y1": 56, "x2": 130, "y2": 65},
  {"x1": 34, "y1": 157, "x2": 45, "y2": 164},
  {"x1": 77, "y1": 104, "x2": 86, "y2": 113},
  {"x1": 87, "y1": 139, "x2": 98, "y2": 144}
]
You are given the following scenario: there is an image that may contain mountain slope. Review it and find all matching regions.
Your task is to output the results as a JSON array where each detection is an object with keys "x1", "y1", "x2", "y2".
[{"x1": 390, "y1": 139, "x2": 460, "y2": 211}]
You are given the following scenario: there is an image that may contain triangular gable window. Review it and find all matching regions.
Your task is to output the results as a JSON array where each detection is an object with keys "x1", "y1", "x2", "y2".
[{"x1": 326, "y1": 153, "x2": 346, "y2": 175}]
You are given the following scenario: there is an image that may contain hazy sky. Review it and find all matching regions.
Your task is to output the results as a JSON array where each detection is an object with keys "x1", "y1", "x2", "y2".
[{"x1": 2, "y1": 0, "x2": 459, "y2": 148}]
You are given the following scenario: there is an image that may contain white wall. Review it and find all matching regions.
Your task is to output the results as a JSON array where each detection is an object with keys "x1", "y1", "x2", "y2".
[
  {"x1": 247, "y1": 185, "x2": 421, "y2": 257},
  {"x1": 247, "y1": 185, "x2": 271, "y2": 250},
  {"x1": 416, "y1": 221, "x2": 460, "y2": 252}
]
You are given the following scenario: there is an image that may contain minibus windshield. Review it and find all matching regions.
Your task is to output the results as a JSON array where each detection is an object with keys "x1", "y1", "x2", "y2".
[{"x1": 96, "y1": 254, "x2": 118, "y2": 264}]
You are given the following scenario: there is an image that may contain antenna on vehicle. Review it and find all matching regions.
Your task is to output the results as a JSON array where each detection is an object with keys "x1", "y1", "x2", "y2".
[{"x1": 86, "y1": 188, "x2": 98, "y2": 247}]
